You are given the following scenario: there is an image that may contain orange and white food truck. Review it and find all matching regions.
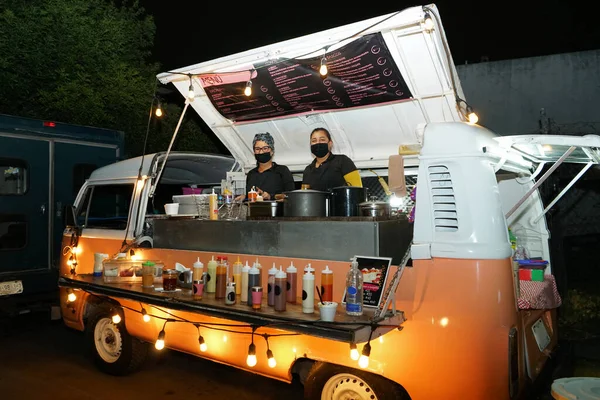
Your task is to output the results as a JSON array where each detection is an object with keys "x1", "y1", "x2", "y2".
[{"x1": 57, "y1": 4, "x2": 600, "y2": 399}]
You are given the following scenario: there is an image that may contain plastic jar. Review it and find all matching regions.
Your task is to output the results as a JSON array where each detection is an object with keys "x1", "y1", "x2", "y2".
[{"x1": 162, "y1": 269, "x2": 178, "y2": 291}]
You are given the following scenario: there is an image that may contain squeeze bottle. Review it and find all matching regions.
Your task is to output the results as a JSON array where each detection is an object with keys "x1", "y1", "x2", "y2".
[
  {"x1": 247, "y1": 264, "x2": 260, "y2": 306},
  {"x1": 193, "y1": 257, "x2": 204, "y2": 281},
  {"x1": 206, "y1": 255, "x2": 217, "y2": 293},
  {"x1": 302, "y1": 268, "x2": 315, "y2": 314},
  {"x1": 267, "y1": 263, "x2": 278, "y2": 307},
  {"x1": 241, "y1": 261, "x2": 250, "y2": 304},
  {"x1": 321, "y1": 265, "x2": 334, "y2": 302},
  {"x1": 274, "y1": 267, "x2": 287, "y2": 312},
  {"x1": 209, "y1": 188, "x2": 219, "y2": 220},
  {"x1": 215, "y1": 258, "x2": 227, "y2": 299},
  {"x1": 233, "y1": 256, "x2": 243, "y2": 295},
  {"x1": 286, "y1": 261, "x2": 298, "y2": 304}
]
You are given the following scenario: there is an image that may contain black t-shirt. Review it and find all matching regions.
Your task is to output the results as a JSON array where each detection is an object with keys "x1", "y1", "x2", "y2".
[
  {"x1": 245, "y1": 162, "x2": 295, "y2": 196},
  {"x1": 302, "y1": 154, "x2": 358, "y2": 192}
]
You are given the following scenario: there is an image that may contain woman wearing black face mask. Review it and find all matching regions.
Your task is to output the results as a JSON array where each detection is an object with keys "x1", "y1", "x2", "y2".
[
  {"x1": 302, "y1": 127, "x2": 362, "y2": 192},
  {"x1": 237, "y1": 132, "x2": 295, "y2": 201}
]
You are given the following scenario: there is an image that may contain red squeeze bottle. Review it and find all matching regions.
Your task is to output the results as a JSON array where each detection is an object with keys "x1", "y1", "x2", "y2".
[{"x1": 320, "y1": 265, "x2": 333, "y2": 302}]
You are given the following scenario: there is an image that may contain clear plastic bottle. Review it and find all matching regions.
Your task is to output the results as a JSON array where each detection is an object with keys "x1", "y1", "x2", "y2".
[{"x1": 345, "y1": 257, "x2": 363, "y2": 316}]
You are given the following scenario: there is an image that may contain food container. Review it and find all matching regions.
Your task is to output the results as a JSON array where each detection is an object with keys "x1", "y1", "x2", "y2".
[
  {"x1": 102, "y1": 259, "x2": 143, "y2": 283},
  {"x1": 359, "y1": 196, "x2": 391, "y2": 217},
  {"x1": 248, "y1": 200, "x2": 283, "y2": 217},
  {"x1": 282, "y1": 189, "x2": 331, "y2": 217},
  {"x1": 162, "y1": 269, "x2": 178, "y2": 291},
  {"x1": 330, "y1": 186, "x2": 367, "y2": 216}
]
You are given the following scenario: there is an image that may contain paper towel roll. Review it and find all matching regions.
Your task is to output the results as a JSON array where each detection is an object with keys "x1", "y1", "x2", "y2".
[{"x1": 94, "y1": 253, "x2": 109, "y2": 276}]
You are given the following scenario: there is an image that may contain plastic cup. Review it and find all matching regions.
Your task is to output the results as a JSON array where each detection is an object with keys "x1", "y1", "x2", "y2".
[
  {"x1": 318, "y1": 301, "x2": 338, "y2": 322},
  {"x1": 164, "y1": 203, "x2": 179, "y2": 215}
]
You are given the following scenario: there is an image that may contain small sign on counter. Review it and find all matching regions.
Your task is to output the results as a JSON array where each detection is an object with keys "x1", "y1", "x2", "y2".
[{"x1": 342, "y1": 256, "x2": 392, "y2": 309}]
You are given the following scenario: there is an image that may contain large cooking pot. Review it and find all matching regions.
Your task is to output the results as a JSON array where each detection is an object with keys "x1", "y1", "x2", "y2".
[
  {"x1": 359, "y1": 196, "x2": 391, "y2": 217},
  {"x1": 330, "y1": 186, "x2": 368, "y2": 217},
  {"x1": 247, "y1": 200, "x2": 283, "y2": 217},
  {"x1": 283, "y1": 189, "x2": 331, "y2": 217}
]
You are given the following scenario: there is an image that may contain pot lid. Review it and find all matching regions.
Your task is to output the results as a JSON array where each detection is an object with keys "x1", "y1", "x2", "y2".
[{"x1": 157, "y1": 5, "x2": 465, "y2": 173}]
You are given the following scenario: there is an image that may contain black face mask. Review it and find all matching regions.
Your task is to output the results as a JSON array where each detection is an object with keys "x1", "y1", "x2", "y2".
[
  {"x1": 311, "y1": 143, "x2": 329, "y2": 158},
  {"x1": 255, "y1": 152, "x2": 272, "y2": 163}
]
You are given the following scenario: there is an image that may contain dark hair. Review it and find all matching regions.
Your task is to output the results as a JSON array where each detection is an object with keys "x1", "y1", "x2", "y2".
[{"x1": 310, "y1": 127, "x2": 331, "y2": 141}]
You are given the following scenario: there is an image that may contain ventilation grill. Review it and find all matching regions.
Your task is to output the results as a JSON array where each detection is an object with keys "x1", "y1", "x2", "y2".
[{"x1": 429, "y1": 165, "x2": 458, "y2": 232}]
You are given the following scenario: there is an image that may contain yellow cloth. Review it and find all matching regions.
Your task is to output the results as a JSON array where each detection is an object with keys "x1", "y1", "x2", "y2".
[{"x1": 343, "y1": 170, "x2": 363, "y2": 187}]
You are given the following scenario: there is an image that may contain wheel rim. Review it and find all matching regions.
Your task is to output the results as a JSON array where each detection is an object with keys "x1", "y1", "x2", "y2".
[
  {"x1": 321, "y1": 373, "x2": 379, "y2": 400},
  {"x1": 94, "y1": 317, "x2": 123, "y2": 363}
]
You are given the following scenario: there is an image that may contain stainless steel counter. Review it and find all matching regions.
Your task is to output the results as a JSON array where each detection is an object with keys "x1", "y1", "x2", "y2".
[{"x1": 152, "y1": 216, "x2": 412, "y2": 264}]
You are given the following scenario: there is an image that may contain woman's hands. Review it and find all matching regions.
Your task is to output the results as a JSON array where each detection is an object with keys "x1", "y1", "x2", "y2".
[{"x1": 257, "y1": 187, "x2": 271, "y2": 200}]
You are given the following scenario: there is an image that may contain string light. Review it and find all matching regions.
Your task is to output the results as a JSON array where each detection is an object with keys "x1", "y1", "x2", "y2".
[
  {"x1": 112, "y1": 311, "x2": 122, "y2": 324},
  {"x1": 187, "y1": 75, "x2": 195, "y2": 101},
  {"x1": 155, "y1": 320, "x2": 169, "y2": 350},
  {"x1": 246, "y1": 331, "x2": 257, "y2": 367},
  {"x1": 319, "y1": 56, "x2": 328, "y2": 76},
  {"x1": 155, "y1": 100, "x2": 163, "y2": 117},
  {"x1": 244, "y1": 80, "x2": 252, "y2": 97},
  {"x1": 141, "y1": 307, "x2": 151, "y2": 322},
  {"x1": 66, "y1": 288, "x2": 77, "y2": 303},
  {"x1": 265, "y1": 335, "x2": 276, "y2": 368},
  {"x1": 467, "y1": 106, "x2": 479, "y2": 124},
  {"x1": 349, "y1": 343, "x2": 359, "y2": 360},
  {"x1": 358, "y1": 341, "x2": 371, "y2": 368}
]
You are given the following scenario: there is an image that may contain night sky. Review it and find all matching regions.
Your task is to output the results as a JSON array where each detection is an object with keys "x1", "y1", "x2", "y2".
[{"x1": 141, "y1": 1, "x2": 600, "y2": 72}]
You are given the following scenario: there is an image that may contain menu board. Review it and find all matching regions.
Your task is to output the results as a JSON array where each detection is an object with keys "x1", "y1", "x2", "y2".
[
  {"x1": 199, "y1": 33, "x2": 412, "y2": 123},
  {"x1": 342, "y1": 255, "x2": 392, "y2": 309}
]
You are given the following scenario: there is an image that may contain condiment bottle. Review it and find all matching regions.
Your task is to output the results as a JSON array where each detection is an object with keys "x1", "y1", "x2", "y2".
[
  {"x1": 267, "y1": 263, "x2": 278, "y2": 307},
  {"x1": 209, "y1": 188, "x2": 219, "y2": 220},
  {"x1": 248, "y1": 186, "x2": 258, "y2": 202},
  {"x1": 241, "y1": 261, "x2": 250, "y2": 304},
  {"x1": 206, "y1": 255, "x2": 217, "y2": 293},
  {"x1": 215, "y1": 258, "x2": 227, "y2": 299},
  {"x1": 286, "y1": 261, "x2": 298, "y2": 304},
  {"x1": 302, "y1": 268, "x2": 315, "y2": 314},
  {"x1": 254, "y1": 257, "x2": 263, "y2": 286},
  {"x1": 274, "y1": 266, "x2": 287, "y2": 312},
  {"x1": 321, "y1": 265, "x2": 334, "y2": 302},
  {"x1": 192, "y1": 257, "x2": 204, "y2": 281},
  {"x1": 251, "y1": 286, "x2": 263, "y2": 310},
  {"x1": 232, "y1": 256, "x2": 243, "y2": 295},
  {"x1": 304, "y1": 263, "x2": 315, "y2": 274},
  {"x1": 247, "y1": 264, "x2": 260, "y2": 306},
  {"x1": 225, "y1": 281, "x2": 236, "y2": 305}
]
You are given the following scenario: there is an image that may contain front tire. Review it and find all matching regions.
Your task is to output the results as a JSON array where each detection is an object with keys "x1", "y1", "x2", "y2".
[
  {"x1": 85, "y1": 304, "x2": 148, "y2": 376},
  {"x1": 304, "y1": 362, "x2": 410, "y2": 400}
]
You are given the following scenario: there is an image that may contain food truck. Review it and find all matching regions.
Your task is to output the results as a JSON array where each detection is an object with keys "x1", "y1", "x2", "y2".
[{"x1": 57, "y1": 4, "x2": 600, "y2": 399}]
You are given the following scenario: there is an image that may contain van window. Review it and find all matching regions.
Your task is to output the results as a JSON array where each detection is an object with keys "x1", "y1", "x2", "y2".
[
  {"x1": 0, "y1": 159, "x2": 28, "y2": 195},
  {"x1": 72, "y1": 164, "x2": 97, "y2": 196},
  {"x1": 77, "y1": 184, "x2": 134, "y2": 230},
  {"x1": 0, "y1": 214, "x2": 27, "y2": 250}
]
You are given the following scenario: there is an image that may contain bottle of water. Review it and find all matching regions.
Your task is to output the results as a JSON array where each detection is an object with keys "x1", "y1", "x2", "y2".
[{"x1": 345, "y1": 257, "x2": 363, "y2": 316}]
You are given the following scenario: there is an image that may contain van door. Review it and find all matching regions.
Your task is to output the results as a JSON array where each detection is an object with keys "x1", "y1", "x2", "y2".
[{"x1": 0, "y1": 136, "x2": 50, "y2": 278}]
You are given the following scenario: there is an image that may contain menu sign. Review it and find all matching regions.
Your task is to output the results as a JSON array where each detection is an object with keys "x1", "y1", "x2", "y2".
[
  {"x1": 342, "y1": 256, "x2": 392, "y2": 309},
  {"x1": 200, "y1": 33, "x2": 412, "y2": 123}
]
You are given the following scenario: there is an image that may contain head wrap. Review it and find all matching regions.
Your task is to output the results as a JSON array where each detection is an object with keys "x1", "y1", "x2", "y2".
[{"x1": 252, "y1": 132, "x2": 274, "y2": 152}]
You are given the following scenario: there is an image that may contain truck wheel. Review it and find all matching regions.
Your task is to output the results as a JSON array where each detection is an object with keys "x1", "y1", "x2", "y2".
[
  {"x1": 304, "y1": 362, "x2": 410, "y2": 400},
  {"x1": 85, "y1": 305, "x2": 148, "y2": 376}
]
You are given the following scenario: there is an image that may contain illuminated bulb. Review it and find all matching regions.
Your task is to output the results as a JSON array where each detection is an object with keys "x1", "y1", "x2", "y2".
[
  {"x1": 423, "y1": 12, "x2": 434, "y2": 31},
  {"x1": 155, "y1": 103, "x2": 163, "y2": 117},
  {"x1": 141, "y1": 308, "x2": 151, "y2": 322},
  {"x1": 198, "y1": 336, "x2": 207, "y2": 352},
  {"x1": 319, "y1": 57, "x2": 328, "y2": 76},
  {"x1": 155, "y1": 330, "x2": 165, "y2": 350},
  {"x1": 187, "y1": 83, "x2": 195, "y2": 101},
  {"x1": 66, "y1": 289, "x2": 76, "y2": 302},
  {"x1": 267, "y1": 349, "x2": 276, "y2": 368},
  {"x1": 112, "y1": 313, "x2": 121, "y2": 324},
  {"x1": 71, "y1": 246, "x2": 81, "y2": 255},
  {"x1": 467, "y1": 107, "x2": 479, "y2": 124},
  {"x1": 67, "y1": 258, "x2": 74, "y2": 267},
  {"x1": 440, "y1": 317, "x2": 449, "y2": 327},
  {"x1": 246, "y1": 343, "x2": 257, "y2": 367},
  {"x1": 349, "y1": 343, "x2": 359, "y2": 361},
  {"x1": 358, "y1": 342, "x2": 371, "y2": 369},
  {"x1": 244, "y1": 80, "x2": 252, "y2": 97},
  {"x1": 389, "y1": 194, "x2": 404, "y2": 208}
]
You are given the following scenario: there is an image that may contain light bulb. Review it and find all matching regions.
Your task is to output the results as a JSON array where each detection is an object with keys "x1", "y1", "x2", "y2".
[
  {"x1": 267, "y1": 349, "x2": 276, "y2": 368},
  {"x1": 155, "y1": 330, "x2": 166, "y2": 350},
  {"x1": 66, "y1": 289, "x2": 76, "y2": 302},
  {"x1": 71, "y1": 246, "x2": 81, "y2": 255},
  {"x1": 155, "y1": 106, "x2": 163, "y2": 118},
  {"x1": 358, "y1": 342, "x2": 371, "y2": 369},
  {"x1": 67, "y1": 258, "x2": 74, "y2": 267},
  {"x1": 187, "y1": 84, "x2": 195, "y2": 101},
  {"x1": 319, "y1": 57, "x2": 328, "y2": 76},
  {"x1": 244, "y1": 81, "x2": 252, "y2": 97},
  {"x1": 246, "y1": 343, "x2": 257, "y2": 367},
  {"x1": 423, "y1": 12, "x2": 434, "y2": 31},
  {"x1": 389, "y1": 194, "x2": 404, "y2": 208},
  {"x1": 349, "y1": 343, "x2": 359, "y2": 361},
  {"x1": 198, "y1": 336, "x2": 207, "y2": 352},
  {"x1": 141, "y1": 309, "x2": 150, "y2": 322},
  {"x1": 467, "y1": 111, "x2": 479, "y2": 125},
  {"x1": 112, "y1": 313, "x2": 121, "y2": 324}
]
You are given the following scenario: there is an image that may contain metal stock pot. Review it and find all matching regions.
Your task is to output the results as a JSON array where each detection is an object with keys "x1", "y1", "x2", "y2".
[
  {"x1": 330, "y1": 186, "x2": 367, "y2": 217},
  {"x1": 282, "y1": 189, "x2": 331, "y2": 217},
  {"x1": 359, "y1": 196, "x2": 391, "y2": 217}
]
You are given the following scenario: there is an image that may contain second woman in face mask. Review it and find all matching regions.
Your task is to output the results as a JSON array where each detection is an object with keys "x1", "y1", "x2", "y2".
[
  {"x1": 239, "y1": 132, "x2": 295, "y2": 201},
  {"x1": 301, "y1": 127, "x2": 362, "y2": 192}
]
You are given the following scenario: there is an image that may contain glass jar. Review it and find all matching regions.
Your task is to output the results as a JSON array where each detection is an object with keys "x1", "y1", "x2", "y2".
[{"x1": 162, "y1": 269, "x2": 178, "y2": 291}]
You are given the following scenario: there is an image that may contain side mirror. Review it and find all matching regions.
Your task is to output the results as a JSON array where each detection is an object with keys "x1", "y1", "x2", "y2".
[{"x1": 63, "y1": 204, "x2": 77, "y2": 227}]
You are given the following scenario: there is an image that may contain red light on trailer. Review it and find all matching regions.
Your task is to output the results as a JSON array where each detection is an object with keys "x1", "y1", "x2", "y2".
[{"x1": 43, "y1": 121, "x2": 56, "y2": 127}]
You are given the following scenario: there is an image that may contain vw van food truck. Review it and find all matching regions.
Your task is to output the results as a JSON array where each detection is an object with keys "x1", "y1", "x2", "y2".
[{"x1": 57, "y1": 4, "x2": 600, "y2": 399}]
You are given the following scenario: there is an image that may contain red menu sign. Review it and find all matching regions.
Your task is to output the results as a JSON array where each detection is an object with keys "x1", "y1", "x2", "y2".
[{"x1": 200, "y1": 33, "x2": 413, "y2": 123}]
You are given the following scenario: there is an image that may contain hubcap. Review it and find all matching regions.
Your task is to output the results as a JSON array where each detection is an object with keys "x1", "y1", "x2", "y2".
[
  {"x1": 321, "y1": 373, "x2": 378, "y2": 400},
  {"x1": 94, "y1": 317, "x2": 123, "y2": 363}
]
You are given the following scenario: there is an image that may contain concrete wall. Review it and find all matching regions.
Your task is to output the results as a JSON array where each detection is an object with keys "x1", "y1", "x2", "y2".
[{"x1": 456, "y1": 50, "x2": 600, "y2": 135}]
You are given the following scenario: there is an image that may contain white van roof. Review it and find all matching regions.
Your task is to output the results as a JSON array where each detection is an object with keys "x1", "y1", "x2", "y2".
[{"x1": 157, "y1": 4, "x2": 467, "y2": 173}]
